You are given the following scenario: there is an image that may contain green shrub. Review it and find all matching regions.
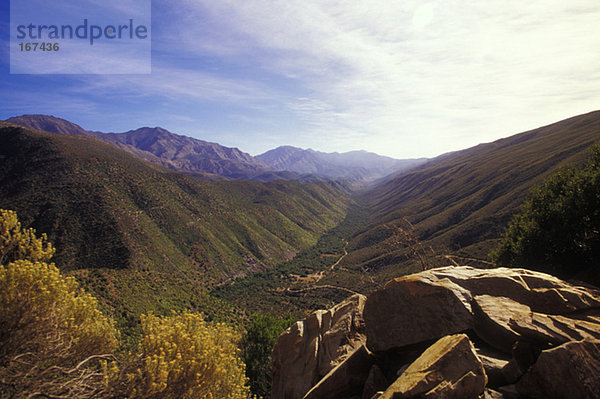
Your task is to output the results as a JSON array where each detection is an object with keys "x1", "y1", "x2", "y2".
[
  {"x1": 492, "y1": 144, "x2": 600, "y2": 278},
  {"x1": 241, "y1": 313, "x2": 296, "y2": 398}
]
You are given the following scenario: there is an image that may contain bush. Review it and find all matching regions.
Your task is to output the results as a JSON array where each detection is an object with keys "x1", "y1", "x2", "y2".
[
  {"x1": 125, "y1": 312, "x2": 249, "y2": 399},
  {"x1": 0, "y1": 208, "x2": 55, "y2": 265},
  {"x1": 241, "y1": 313, "x2": 296, "y2": 398},
  {"x1": 0, "y1": 209, "x2": 251, "y2": 398},
  {"x1": 0, "y1": 259, "x2": 118, "y2": 397},
  {"x1": 492, "y1": 144, "x2": 600, "y2": 278},
  {"x1": 0, "y1": 209, "x2": 118, "y2": 398}
]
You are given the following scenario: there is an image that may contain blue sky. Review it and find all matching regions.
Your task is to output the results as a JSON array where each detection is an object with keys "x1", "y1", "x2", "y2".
[{"x1": 1, "y1": 0, "x2": 600, "y2": 158}]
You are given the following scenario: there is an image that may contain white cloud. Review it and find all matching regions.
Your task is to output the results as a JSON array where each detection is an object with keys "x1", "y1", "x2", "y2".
[
  {"x1": 158, "y1": 0, "x2": 600, "y2": 156},
  {"x1": 47, "y1": 0, "x2": 600, "y2": 158}
]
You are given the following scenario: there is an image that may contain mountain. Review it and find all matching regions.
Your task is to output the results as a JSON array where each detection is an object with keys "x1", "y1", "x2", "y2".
[
  {"x1": 7, "y1": 115, "x2": 418, "y2": 183},
  {"x1": 0, "y1": 121, "x2": 352, "y2": 332},
  {"x1": 341, "y1": 111, "x2": 600, "y2": 282},
  {"x1": 5, "y1": 114, "x2": 90, "y2": 136},
  {"x1": 5, "y1": 114, "x2": 280, "y2": 180},
  {"x1": 257, "y1": 145, "x2": 427, "y2": 182},
  {"x1": 202, "y1": 111, "x2": 600, "y2": 315}
]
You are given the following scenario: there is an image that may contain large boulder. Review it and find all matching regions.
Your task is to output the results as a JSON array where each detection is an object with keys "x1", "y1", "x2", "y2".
[
  {"x1": 380, "y1": 334, "x2": 487, "y2": 399},
  {"x1": 276, "y1": 267, "x2": 600, "y2": 399},
  {"x1": 474, "y1": 294, "x2": 600, "y2": 352},
  {"x1": 364, "y1": 266, "x2": 600, "y2": 353},
  {"x1": 364, "y1": 273, "x2": 473, "y2": 352},
  {"x1": 516, "y1": 339, "x2": 600, "y2": 398},
  {"x1": 303, "y1": 345, "x2": 374, "y2": 399},
  {"x1": 271, "y1": 294, "x2": 366, "y2": 399}
]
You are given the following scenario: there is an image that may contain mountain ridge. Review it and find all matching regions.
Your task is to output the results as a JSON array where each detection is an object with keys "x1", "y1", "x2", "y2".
[
  {"x1": 337, "y1": 110, "x2": 600, "y2": 284},
  {"x1": 257, "y1": 145, "x2": 427, "y2": 182},
  {"x1": 5, "y1": 114, "x2": 274, "y2": 180},
  {"x1": 0, "y1": 121, "x2": 353, "y2": 332},
  {"x1": 6, "y1": 114, "x2": 419, "y2": 183}
]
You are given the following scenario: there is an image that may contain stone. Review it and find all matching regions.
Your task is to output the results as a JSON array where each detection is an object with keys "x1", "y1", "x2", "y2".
[
  {"x1": 475, "y1": 348, "x2": 509, "y2": 388},
  {"x1": 516, "y1": 339, "x2": 600, "y2": 399},
  {"x1": 472, "y1": 295, "x2": 530, "y2": 353},
  {"x1": 365, "y1": 266, "x2": 600, "y2": 353},
  {"x1": 416, "y1": 266, "x2": 600, "y2": 315},
  {"x1": 361, "y1": 364, "x2": 388, "y2": 399},
  {"x1": 474, "y1": 293, "x2": 600, "y2": 354},
  {"x1": 380, "y1": 334, "x2": 487, "y2": 399},
  {"x1": 509, "y1": 312, "x2": 600, "y2": 347},
  {"x1": 497, "y1": 385, "x2": 518, "y2": 399},
  {"x1": 364, "y1": 274, "x2": 473, "y2": 352},
  {"x1": 272, "y1": 294, "x2": 367, "y2": 399},
  {"x1": 482, "y1": 388, "x2": 504, "y2": 399},
  {"x1": 276, "y1": 267, "x2": 600, "y2": 399},
  {"x1": 303, "y1": 345, "x2": 374, "y2": 399},
  {"x1": 501, "y1": 340, "x2": 538, "y2": 384}
]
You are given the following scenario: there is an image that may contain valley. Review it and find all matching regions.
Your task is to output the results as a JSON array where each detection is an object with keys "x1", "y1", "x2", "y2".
[{"x1": 3, "y1": 111, "x2": 600, "y2": 335}]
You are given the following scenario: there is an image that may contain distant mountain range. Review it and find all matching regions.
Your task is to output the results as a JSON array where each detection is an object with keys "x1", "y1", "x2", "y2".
[
  {"x1": 6, "y1": 115, "x2": 419, "y2": 183},
  {"x1": 257, "y1": 146, "x2": 426, "y2": 181}
]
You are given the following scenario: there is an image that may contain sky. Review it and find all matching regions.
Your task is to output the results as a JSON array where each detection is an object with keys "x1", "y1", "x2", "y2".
[{"x1": 1, "y1": 0, "x2": 600, "y2": 159}]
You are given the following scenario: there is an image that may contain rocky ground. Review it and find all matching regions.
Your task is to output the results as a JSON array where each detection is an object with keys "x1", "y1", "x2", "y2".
[{"x1": 271, "y1": 266, "x2": 600, "y2": 399}]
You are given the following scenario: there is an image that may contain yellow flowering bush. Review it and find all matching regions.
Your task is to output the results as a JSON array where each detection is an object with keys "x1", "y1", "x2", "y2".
[
  {"x1": 0, "y1": 208, "x2": 55, "y2": 264},
  {"x1": 127, "y1": 312, "x2": 250, "y2": 399},
  {"x1": 0, "y1": 210, "x2": 117, "y2": 398},
  {"x1": 0, "y1": 210, "x2": 251, "y2": 398}
]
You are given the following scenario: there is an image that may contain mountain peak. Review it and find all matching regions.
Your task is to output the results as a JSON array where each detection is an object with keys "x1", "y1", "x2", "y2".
[
  {"x1": 6, "y1": 114, "x2": 88, "y2": 136},
  {"x1": 5, "y1": 114, "x2": 272, "y2": 180}
]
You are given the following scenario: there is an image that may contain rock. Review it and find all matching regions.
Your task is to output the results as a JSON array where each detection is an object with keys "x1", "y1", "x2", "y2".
[
  {"x1": 303, "y1": 345, "x2": 374, "y2": 399},
  {"x1": 416, "y1": 266, "x2": 600, "y2": 315},
  {"x1": 277, "y1": 267, "x2": 600, "y2": 398},
  {"x1": 364, "y1": 266, "x2": 600, "y2": 353},
  {"x1": 475, "y1": 347, "x2": 510, "y2": 388},
  {"x1": 501, "y1": 340, "x2": 538, "y2": 384},
  {"x1": 516, "y1": 339, "x2": 600, "y2": 399},
  {"x1": 380, "y1": 334, "x2": 487, "y2": 399},
  {"x1": 272, "y1": 294, "x2": 366, "y2": 399},
  {"x1": 472, "y1": 295, "x2": 530, "y2": 353},
  {"x1": 364, "y1": 274, "x2": 473, "y2": 352},
  {"x1": 361, "y1": 365, "x2": 388, "y2": 399},
  {"x1": 482, "y1": 388, "x2": 504, "y2": 399},
  {"x1": 509, "y1": 312, "x2": 600, "y2": 347},
  {"x1": 497, "y1": 385, "x2": 519, "y2": 399},
  {"x1": 475, "y1": 294, "x2": 600, "y2": 353}
]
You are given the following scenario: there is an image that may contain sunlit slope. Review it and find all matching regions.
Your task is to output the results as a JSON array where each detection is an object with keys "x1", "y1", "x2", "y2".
[
  {"x1": 347, "y1": 111, "x2": 600, "y2": 275},
  {"x1": 0, "y1": 123, "x2": 351, "y2": 282}
]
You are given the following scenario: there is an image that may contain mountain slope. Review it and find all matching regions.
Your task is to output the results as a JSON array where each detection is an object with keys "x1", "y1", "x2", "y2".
[
  {"x1": 341, "y1": 111, "x2": 600, "y2": 281},
  {"x1": 0, "y1": 122, "x2": 352, "y2": 331},
  {"x1": 6, "y1": 114, "x2": 276, "y2": 180},
  {"x1": 257, "y1": 145, "x2": 426, "y2": 182}
]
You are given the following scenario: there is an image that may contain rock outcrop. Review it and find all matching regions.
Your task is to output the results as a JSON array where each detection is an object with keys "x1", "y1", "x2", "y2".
[
  {"x1": 364, "y1": 266, "x2": 600, "y2": 353},
  {"x1": 516, "y1": 339, "x2": 600, "y2": 399},
  {"x1": 303, "y1": 345, "x2": 374, "y2": 399},
  {"x1": 271, "y1": 266, "x2": 600, "y2": 399},
  {"x1": 380, "y1": 334, "x2": 487, "y2": 399},
  {"x1": 271, "y1": 293, "x2": 366, "y2": 399}
]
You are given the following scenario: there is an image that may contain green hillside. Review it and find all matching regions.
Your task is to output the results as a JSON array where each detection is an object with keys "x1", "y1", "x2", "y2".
[
  {"x1": 0, "y1": 123, "x2": 352, "y2": 336},
  {"x1": 340, "y1": 111, "x2": 600, "y2": 282},
  {"x1": 4, "y1": 111, "x2": 600, "y2": 329}
]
